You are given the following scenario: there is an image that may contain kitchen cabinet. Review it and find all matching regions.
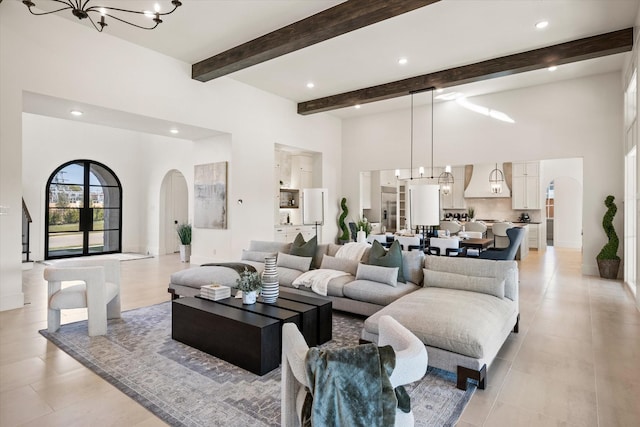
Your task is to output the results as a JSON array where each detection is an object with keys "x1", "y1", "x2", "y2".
[
  {"x1": 279, "y1": 189, "x2": 299, "y2": 208},
  {"x1": 527, "y1": 223, "x2": 542, "y2": 249},
  {"x1": 275, "y1": 225, "x2": 316, "y2": 242},
  {"x1": 291, "y1": 155, "x2": 313, "y2": 189},
  {"x1": 512, "y1": 162, "x2": 540, "y2": 209}
]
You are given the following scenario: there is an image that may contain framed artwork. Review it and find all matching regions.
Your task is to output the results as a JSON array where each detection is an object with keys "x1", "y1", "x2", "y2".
[{"x1": 194, "y1": 162, "x2": 227, "y2": 229}]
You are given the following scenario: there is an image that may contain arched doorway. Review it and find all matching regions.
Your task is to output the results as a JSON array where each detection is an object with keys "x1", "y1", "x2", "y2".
[
  {"x1": 45, "y1": 160, "x2": 122, "y2": 259},
  {"x1": 160, "y1": 170, "x2": 188, "y2": 255}
]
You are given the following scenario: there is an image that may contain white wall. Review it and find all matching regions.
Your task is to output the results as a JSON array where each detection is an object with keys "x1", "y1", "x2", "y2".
[
  {"x1": 343, "y1": 73, "x2": 624, "y2": 275},
  {"x1": 0, "y1": 1, "x2": 341, "y2": 310}
]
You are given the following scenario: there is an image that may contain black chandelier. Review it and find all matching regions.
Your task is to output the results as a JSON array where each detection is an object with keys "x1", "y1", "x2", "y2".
[{"x1": 22, "y1": 0, "x2": 182, "y2": 32}]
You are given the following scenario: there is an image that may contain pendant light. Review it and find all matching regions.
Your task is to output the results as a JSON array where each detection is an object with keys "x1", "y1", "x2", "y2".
[
  {"x1": 438, "y1": 165, "x2": 454, "y2": 195},
  {"x1": 489, "y1": 163, "x2": 505, "y2": 193}
]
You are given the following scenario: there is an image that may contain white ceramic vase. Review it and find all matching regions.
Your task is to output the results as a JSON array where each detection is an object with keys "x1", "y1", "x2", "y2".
[
  {"x1": 179, "y1": 244, "x2": 191, "y2": 263},
  {"x1": 242, "y1": 290, "x2": 257, "y2": 305},
  {"x1": 261, "y1": 256, "x2": 279, "y2": 303},
  {"x1": 356, "y1": 230, "x2": 367, "y2": 243}
]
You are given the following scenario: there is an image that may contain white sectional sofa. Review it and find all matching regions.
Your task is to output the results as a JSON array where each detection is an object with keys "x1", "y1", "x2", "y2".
[{"x1": 168, "y1": 238, "x2": 520, "y2": 390}]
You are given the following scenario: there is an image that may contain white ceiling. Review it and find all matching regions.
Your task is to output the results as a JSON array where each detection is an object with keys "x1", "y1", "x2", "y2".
[{"x1": 17, "y1": 0, "x2": 640, "y2": 130}]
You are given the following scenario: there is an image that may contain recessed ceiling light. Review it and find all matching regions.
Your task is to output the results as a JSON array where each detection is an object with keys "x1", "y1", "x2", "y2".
[
  {"x1": 354, "y1": 104, "x2": 361, "y2": 109},
  {"x1": 398, "y1": 57, "x2": 408, "y2": 65},
  {"x1": 70, "y1": 110, "x2": 83, "y2": 116},
  {"x1": 548, "y1": 66, "x2": 558, "y2": 72},
  {"x1": 535, "y1": 20, "x2": 549, "y2": 30},
  {"x1": 306, "y1": 82, "x2": 315, "y2": 89},
  {"x1": 170, "y1": 129, "x2": 179, "y2": 134}
]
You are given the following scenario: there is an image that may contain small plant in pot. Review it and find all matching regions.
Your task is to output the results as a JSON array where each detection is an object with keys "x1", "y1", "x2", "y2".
[
  {"x1": 176, "y1": 223, "x2": 192, "y2": 263},
  {"x1": 235, "y1": 268, "x2": 262, "y2": 304},
  {"x1": 596, "y1": 195, "x2": 621, "y2": 279}
]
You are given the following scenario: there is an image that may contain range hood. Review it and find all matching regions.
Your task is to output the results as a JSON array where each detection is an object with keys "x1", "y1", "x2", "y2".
[{"x1": 463, "y1": 163, "x2": 511, "y2": 198}]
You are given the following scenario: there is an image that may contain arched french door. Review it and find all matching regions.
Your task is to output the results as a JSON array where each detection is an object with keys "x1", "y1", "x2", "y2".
[{"x1": 45, "y1": 160, "x2": 122, "y2": 259}]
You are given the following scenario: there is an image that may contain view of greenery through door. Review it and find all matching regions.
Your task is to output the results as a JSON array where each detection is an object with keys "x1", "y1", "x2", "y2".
[{"x1": 46, "y1": 160, "x2": 122, "y2": 259}]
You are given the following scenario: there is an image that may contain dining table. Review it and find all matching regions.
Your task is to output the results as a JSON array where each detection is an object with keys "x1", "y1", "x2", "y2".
[{"x1": 458, "y1": 238, "x2": 494, "y2": 251}]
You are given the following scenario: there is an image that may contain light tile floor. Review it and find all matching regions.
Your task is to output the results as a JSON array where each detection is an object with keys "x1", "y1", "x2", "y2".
[{"x1": 0, "y1": 248, "x2": 638, "y2": 426}]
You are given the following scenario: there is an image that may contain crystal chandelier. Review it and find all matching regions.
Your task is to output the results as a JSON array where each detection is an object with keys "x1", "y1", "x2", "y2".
[{"x1": 21, "y1": 0, "x2": 183, "y2": 32}]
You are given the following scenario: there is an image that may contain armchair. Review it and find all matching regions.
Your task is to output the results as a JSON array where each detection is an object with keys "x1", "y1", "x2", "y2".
[
  {"x1": 281, "y1": 315, "x2": 428, "y2": 427},
  {"x1": 44, "y1": 258, "x2": 121, "y2": 336}
]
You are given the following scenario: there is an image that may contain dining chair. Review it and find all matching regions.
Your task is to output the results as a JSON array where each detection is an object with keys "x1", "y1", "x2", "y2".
[
  {"x1": 491, "y1": 222, "x2": 513, "y2": 249},
  {"x1": 427, "y1": 237, "x2": 462, "y2": 256},
  {"x1": 479, "y1": 227, "x2": 525, "y2": 260},
  {"x1": 44, "y1": 258, "x2": 121, "y2": 336},
  {"x1": 463, "y1": 221, "x2": 487, "y2": 236},
  {"x1": 438, "y1": 220, "x2": 462, "y2": 236},
  {"x1": 396, "y1": 235, "x2": 422, "y2": 251}
]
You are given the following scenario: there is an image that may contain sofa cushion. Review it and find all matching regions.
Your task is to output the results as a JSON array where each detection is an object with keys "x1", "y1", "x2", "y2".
[
  {"x1": 342, "y1": 280, "x2": 419, "y2": 306},
  {"x1": 249, "y1": 240, "x2": 291, "y2": 253},
  {"x1": 320, "y1": 255, "x2": 359, "y2": 276},
  {"x1": 277, "y1": 267, "x2": 306, "y2": 288},
  {"x1": 402, "y1": 250, "x2": 424, "y2": 285},
  {"x1": 277, "y1": 252, "x2": 312, "y2": 272},
  {"x1": 290, "y1": 233, "x2": 317, "y2": 258},
  {"x1": 367, "y1": 240, "x2": 405, "y2": 283},
  {"x1": 313, "y1": 244, "x2": 329, "y2": 269},
  {"x1": 355, "y1": 263, "x2": 398, "y2": 287},
  {"x1": 363, "y1": 287, "x2": 516, "y2": 359},
  {"x1": 170, "y1": 263, "x2": 265, "y2": 289},
  {"x1": 279, "y1": 270, "x2": 351, "y2": 297},
  {"x1": 241, "y1": 250, "x2": 276, "y2": 263},
  {"x1": 423, "y1": 269, "x2": 505, "y2": 299}
]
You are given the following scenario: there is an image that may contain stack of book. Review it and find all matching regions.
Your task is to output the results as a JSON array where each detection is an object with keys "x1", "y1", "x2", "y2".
[{"x1": 200, "y1": 284, "x2": 231, "y2": 301}]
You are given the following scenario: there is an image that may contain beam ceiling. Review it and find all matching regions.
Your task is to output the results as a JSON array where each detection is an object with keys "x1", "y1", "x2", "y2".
[
  {"x1": 192, "y1": 0, "x2": 439, "y2": 82},
  {"x1": 298, "y1": 28, "x2": 634, "y2": 115}
]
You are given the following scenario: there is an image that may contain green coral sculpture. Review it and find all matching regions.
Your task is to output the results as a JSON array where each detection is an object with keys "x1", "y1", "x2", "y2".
[
  {"x1": 338, "y1": 197, "x2": 350, "y2": 241},
  {"x1": 596, "y1": 195, "x2": 620, "y2": 260}
]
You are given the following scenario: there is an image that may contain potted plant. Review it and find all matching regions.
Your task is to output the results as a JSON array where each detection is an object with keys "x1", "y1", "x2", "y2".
[
  {"x1": 467, "y1": 207, "x2": 475, "y2": 221},
  {"x1": 596, "y1": 195, "x2": 620, "y2": 279},
  {"x1": 338, "y1": 197, "x2": 350, "y2": 244},
  {"x1": 176, "y1": 223, "x2": 192, "y2": 263},
  {"x1": 356, "y1": 216, "x2": 372, "y2": 242},
  {"x1": 235, "y1": 268, "x2": 262, "y2": 304}
]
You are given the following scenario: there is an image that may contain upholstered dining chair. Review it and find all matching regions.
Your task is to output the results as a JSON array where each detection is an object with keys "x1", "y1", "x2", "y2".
[
  {"x1": 438, "y1": 220, "x2": 462, "y2": 236},
  {"x1": 463, "y1": 221, "x2": 487, "y2": 236},
  {"x1": 479, "y1": 227, "x2": 525, "y2": 260},
  {"x1": 44, "y1": 258, "x2": 121, "y2": 336},
  {"x1": 367, "y1": 234, "x2": 388, "y2": 245},
  {"x1": 427, "y1": 237, "x2": 462, "y2": 256},
  {"x1": 281, "y1": 315, "x2": 428, "y2": 427},
  {"x1": 491, "y1": 221, "x2": 513, "y2": 248},
  {"x1": 395, "y1": 235, "x2": 421, "y2": 251}
]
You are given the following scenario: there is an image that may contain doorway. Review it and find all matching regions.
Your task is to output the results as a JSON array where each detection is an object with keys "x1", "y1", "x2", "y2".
[
  {"x1": 45, "y1": 160, "x2": 122, "y2": 259},
  {"x1": 545, "y1": 176, "x2": 583, "y2": 249},
  {"x1": 160, "y1": 170, "x2": 188, "y2": 254}
]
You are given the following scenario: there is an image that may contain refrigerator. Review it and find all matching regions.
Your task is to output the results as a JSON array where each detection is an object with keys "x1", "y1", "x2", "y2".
[{"x1": 381, "y1": 187, "x2": 397, "y2": 233}]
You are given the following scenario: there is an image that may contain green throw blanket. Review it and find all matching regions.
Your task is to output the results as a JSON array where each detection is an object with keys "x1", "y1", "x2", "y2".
[{"x1": 302, "y1": 343, "x2": 410, "y2": 427}]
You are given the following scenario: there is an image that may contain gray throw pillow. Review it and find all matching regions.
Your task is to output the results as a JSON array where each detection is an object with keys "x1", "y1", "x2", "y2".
[
  {"x1": 367, "y1": 240, "x2": 405, "y2": 283},
  {"x1": 355, "y1": 263, "x2": 398, "y2": 287},
  {"x1": 277, "y1": 252, "x2": 312, "y2": 272},
  {"x1": 289, "y1": 233, "x2": 317, "y2": 258},
  {"x1": 241, "y1": 250, "x2": 276, "y2": 263},
  {"x1": 320, "y1": 255, "x2": 359, "y2": 276},
  {"x1": 423, "y1": 269, "x2": 505, "y2": 299}
]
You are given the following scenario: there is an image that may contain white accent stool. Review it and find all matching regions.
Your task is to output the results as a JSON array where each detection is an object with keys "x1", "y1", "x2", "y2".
[{"x1": 44, "y1": 258, "x2": 121, "y2": 336}]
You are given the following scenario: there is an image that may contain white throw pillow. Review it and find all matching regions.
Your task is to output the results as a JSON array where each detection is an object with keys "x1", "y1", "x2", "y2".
[
  {"x1": 355, "y1": 263, "x2": 398, "y2": 287},
  {"x1": 320, "y1": 255, "x2": 359, "y2": 276},
  {"x1": 423, "y1": 269, "x2": 505, "y2": 299},
  {"x1": 276, "y1": 252, "x2": 312, "y2": 272}
]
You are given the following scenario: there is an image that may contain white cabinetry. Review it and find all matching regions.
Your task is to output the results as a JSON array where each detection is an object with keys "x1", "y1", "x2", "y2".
[
  {"x1": 440, "y1": 166, "x2": 465, "y2": 209},
  {"x1": 275, "y1": 225, "x2": 316, "y2": 242},
  {"x1": 291, "y1": 155, "x2": 313, "y2": 189},
  {"x1": 527, "y1": 223, "x2": 542, "y2": 249},
  {"x1": 512, "y1": 162, "x2": 540, "y2": 209}
]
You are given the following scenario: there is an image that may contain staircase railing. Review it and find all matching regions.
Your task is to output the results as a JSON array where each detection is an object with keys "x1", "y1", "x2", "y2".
[{"x1": 22, "y1": 198, "x2": 32, "y2": 262}]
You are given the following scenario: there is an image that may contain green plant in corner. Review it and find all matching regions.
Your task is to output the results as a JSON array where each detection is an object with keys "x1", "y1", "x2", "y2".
[
  {"x1": 235, "y1": 268, "x2": 262, "y2": 292},
  {"x1": 176, "y1": 223, "x2": 192, "y2": 245},
  {"x1": 596, "y1": 195, "x2": 620, "y2": 261},
  {"x1": 338, "y1": 197, "x2": 350, "y2": 242}
]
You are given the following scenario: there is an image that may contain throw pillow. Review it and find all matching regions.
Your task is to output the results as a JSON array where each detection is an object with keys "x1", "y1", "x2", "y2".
[
  {"x1": 367, "y1": 240, "x2": 405, "y2": 283},
  {"x1": 289, "y1": 233, "x2": 317, "y2": 259},
  {"x1": 277, "y1": 252, "x2": 313, "y2": 272},
  {"x1": 241, "y1": 250, "x2": 277, "y2": 263},
  {"x1": 423, "y1": 269, "x2": 505, "y2": 299},
  {"x1": 320, "y1": 255, "x2": 359, "y2": 276},
  {"x1": 355, "y1": 263, "x2": 398, "y2": 287}
]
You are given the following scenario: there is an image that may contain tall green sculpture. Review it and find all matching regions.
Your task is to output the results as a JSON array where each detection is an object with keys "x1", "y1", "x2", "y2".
[
  {"x1": 338, "y1": 197, "x2": 350, "y2": 242},
  {"x1": 597, "y1": 195, "x2": 620, "y2": 261}
]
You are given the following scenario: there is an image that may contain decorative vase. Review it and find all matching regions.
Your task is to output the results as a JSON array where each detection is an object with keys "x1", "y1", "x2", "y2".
[
  {"x1": 261, "y1": 256, "x2": 279, "y2": 303},
  {"x1": 356, "y1": 230, "x2": 367, "y2": 243},
  {"x1": 179, "y1": 244, "x2": 191, "y2": 263},
  {"x1": 242, "y1": 290, "x2": 257, "y2": 305},
  {"x1": 597, "y1": 259, "x2": 620, "y2": 279}
]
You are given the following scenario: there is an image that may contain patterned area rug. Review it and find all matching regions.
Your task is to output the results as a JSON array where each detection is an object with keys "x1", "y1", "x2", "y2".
[{"x1": 40, "y1": 302, "x2": 475, "y2": 427}]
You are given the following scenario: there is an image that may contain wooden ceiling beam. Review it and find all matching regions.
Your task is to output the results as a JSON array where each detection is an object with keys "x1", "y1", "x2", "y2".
[
  {"x1": 298, "y1": 27, "x2": 634, "y2": 115},
  {"x1": 192, "y1": 0, "x2": 439, "y2": 82}
]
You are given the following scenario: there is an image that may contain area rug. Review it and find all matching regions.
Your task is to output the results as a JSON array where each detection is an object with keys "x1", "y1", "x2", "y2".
[{"x1": 40, "y1": 302, "x2": 475, "y2": 427}]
